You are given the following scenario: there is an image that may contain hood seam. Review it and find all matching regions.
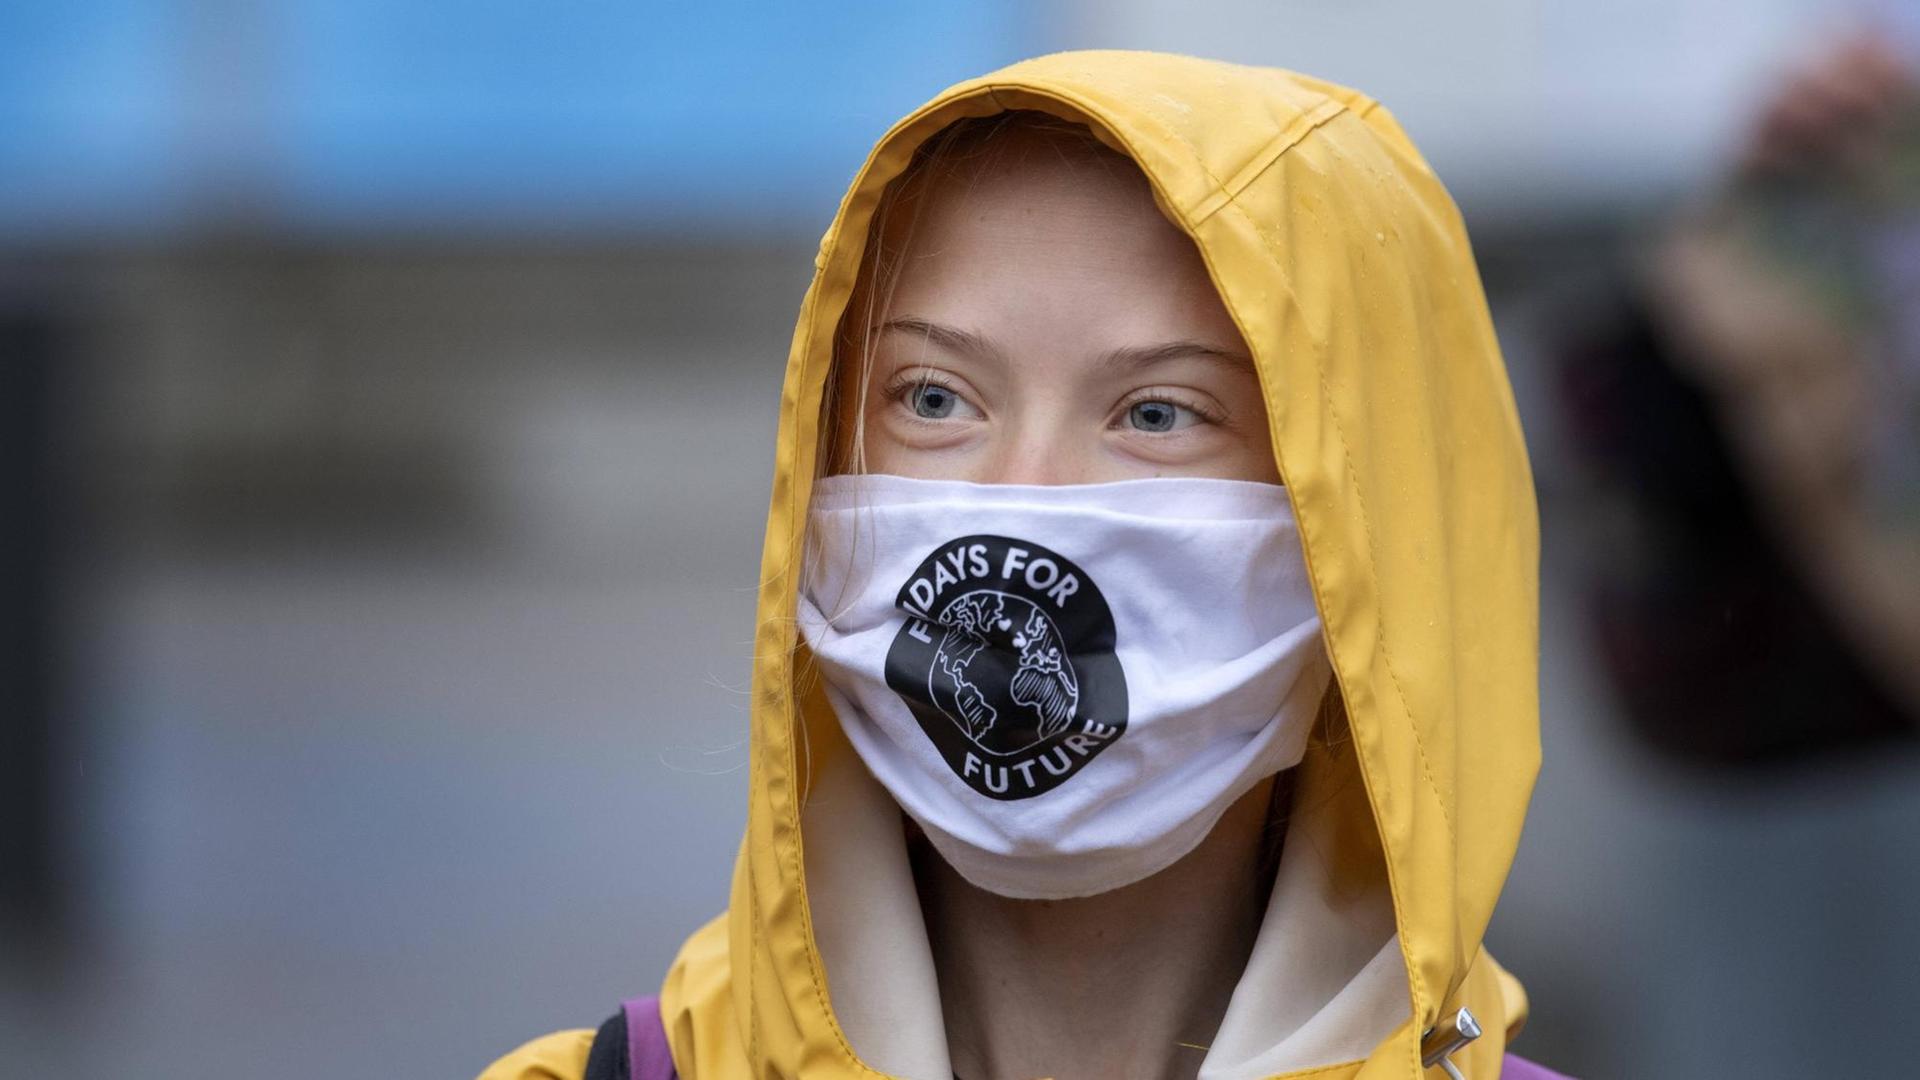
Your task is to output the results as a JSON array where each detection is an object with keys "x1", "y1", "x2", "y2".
[
  {"x1": 978, "y1": 76, "x2": 1241, "y2": 221},
  {"x1": 777, "y1": 288, "x2": 893, "y2": 1077},
  {"x1": 1189, "y1": 184, "x2": 1457, "y2": 1038},
  {"x1": 1210, "y1": 187, "x2": 1457, "y2": 843},
  {"x1": 1190, "y1": 97, "x2": 1350, "y2": 228}
]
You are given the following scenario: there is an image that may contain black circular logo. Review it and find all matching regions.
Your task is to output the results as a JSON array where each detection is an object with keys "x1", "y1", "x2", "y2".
[{"x1": 884, "y1": 535, "x2": 1128, "y2": 800}]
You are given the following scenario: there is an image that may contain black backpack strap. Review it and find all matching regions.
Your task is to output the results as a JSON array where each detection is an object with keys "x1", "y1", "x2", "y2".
[{"x1": 583, "y1": 1010, "x2": 630, "y2": 1080}]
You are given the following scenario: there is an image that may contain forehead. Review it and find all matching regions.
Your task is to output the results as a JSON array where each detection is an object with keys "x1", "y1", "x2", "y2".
[{"x1": 874, "y1": 125, "x2": 1242, "y2": 355}]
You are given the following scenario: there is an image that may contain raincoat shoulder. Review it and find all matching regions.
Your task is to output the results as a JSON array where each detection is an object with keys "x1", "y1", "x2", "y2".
[{"x1": 477, "y1": 1029, "x2": 593, "y2": 1080}]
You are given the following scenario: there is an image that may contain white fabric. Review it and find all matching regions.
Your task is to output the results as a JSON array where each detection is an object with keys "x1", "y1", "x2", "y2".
[
  {"x1": 797, "y1": 474, "x2": 1332, "y2": 900},
  {"x1": 801, "y1": 750, "x2": 1411, "y2": 1079},
  {"x1": 800, "y1": 749, "x2": 952, "y2": 1078},
  {"x1": 1196, "y1": 797, "x2": 1409, "y2": 1078}
]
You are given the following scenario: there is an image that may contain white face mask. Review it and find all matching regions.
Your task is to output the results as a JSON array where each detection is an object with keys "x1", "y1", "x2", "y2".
[{"x1": 796, "y1": 473, "x2": 1331, "y2": 900}]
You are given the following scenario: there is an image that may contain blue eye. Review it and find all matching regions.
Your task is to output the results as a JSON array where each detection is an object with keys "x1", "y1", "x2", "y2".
[
  {"x1": 910, "y1": 383, "x2": 958, "y2": 419},
  {"x1": 1128, "y1": 400, "x2": 1181, "y2": 432}
]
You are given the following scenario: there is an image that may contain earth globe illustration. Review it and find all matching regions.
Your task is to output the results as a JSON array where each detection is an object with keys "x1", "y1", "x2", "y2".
[{"x1": 930, "y1": 589, "x2": 1081, "y2": 755}]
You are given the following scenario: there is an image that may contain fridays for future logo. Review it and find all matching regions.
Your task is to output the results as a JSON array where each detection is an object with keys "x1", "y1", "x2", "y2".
[{"x1": 884, "y1": 535, "x2": 1128, "y2": 800}]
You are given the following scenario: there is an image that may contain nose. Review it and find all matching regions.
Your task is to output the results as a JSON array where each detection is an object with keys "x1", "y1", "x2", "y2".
[{"x1": 984, "y1": 431, "x2": 1091, "y2": 486}]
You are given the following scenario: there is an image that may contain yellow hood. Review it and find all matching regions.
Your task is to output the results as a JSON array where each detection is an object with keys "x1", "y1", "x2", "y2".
[{"x1": 662, "y1": 49, "x2": 1540, "y2": 1080}]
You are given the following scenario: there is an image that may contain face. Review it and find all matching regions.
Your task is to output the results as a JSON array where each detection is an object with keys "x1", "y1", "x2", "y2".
[{"x1": 835, "y1": 127, "x2": 1280, "y2": 486}]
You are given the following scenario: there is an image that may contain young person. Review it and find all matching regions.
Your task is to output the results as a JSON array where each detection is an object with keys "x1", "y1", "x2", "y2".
[{"x1": 483, "y1": 50, "x2": 1561, "y2": 1080}]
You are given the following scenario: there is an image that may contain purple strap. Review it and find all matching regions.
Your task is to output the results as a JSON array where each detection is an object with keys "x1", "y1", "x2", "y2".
[
  {"x1": 621, "y1": 995, "x2": 679, "y2": 1080},
  {"x1": 1503, "y1": 1053, "x2": 1576, "y2": 1079}
]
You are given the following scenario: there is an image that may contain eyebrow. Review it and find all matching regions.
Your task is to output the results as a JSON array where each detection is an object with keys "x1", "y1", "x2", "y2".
[
  {"x1": 878, "y1": 317, "x2": 1001, "y2": 362},
  {"x1": 876, "y1": 316, "x2": 1255, "y2": 374}
]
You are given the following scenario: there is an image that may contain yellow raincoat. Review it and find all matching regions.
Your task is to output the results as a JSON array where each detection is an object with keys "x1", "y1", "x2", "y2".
[{"x1": 483, "y1": 49, "x2": 1541, "y2": 1080}]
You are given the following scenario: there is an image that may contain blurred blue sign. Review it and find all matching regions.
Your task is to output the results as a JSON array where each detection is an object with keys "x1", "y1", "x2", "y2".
[{"x1": 0, "y1": 1, "x2": 1039, "y2": 236}]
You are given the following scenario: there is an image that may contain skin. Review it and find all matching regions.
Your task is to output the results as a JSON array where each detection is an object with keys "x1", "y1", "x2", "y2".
[
  {"x1": 831, "y1": 123, "x2": 1290, "y2": 1079},
  {"x1": 837, "y1": 126, "x2": 1281, "y2": 487}
]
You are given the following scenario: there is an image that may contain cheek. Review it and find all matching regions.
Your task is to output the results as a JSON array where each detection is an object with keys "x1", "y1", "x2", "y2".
[
  {"x1": 1219, "y1": 414, "x2": 1282, "y2": 485},
  {"x1": 1234, "y1": 438, "x2": 1284, "y2": 485},
  {"x1": 859, "y1": 424, "x2": 996, "y2": 481},
  {"x1": 864, "y1": 416, "x2": 992, "y2": 480},
  {"x1": 1108, "y1": 431, "x2": 1280, "y2": 484},
  {"x1": 858, "y1": 428, "x2": 914, "y2": 476}
]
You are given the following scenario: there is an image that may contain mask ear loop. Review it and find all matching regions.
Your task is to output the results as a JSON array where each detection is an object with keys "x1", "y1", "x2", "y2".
[{"x1": 1420, "y1": 1007, "x2": 1481, "y2": 1079}]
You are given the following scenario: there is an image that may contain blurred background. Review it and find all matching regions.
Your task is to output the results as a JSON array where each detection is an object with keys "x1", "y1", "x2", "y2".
[{"x1": 3, "y1": 2, "x2": 1917, "y2": 1077}]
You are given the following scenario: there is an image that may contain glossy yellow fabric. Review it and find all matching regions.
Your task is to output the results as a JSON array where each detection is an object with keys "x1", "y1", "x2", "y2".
[
  {"x1": 483, "y1": 47, "x2": 1539, "y2": 1080},
  {"x1": 481, "y1": 1029, "x2": 593, "y2": 1079}
]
